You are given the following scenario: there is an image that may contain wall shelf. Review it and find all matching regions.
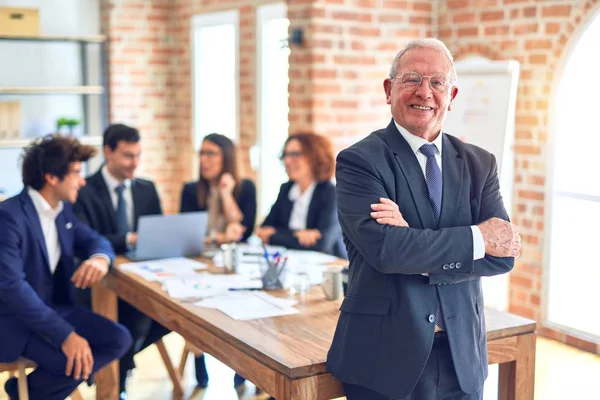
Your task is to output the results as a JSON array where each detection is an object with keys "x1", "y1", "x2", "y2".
[
  {"x1": 0, "y1": 34, "x2": 106, "y2": 43},
  {"x1": 0, "y1": 135, "x2": 103, "y2": 148},
  {"x1": 0, "y1": 86, "x2": 104, "y2": 95}
]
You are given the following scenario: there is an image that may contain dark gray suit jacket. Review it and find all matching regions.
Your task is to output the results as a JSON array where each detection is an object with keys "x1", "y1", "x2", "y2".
[{"x1": 326, "y1": 120, "x2": 514, "y2": 398}]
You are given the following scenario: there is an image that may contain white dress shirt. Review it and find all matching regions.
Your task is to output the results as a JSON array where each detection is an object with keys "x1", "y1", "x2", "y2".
[
  {"x1": 394, "y1": 120, "x2": 485, "y2": 261},
  {"x1": 288, "y1": 182, "x2": 317, "y2": 231},
  {"x1": 102, "y1": 166, "x2": 134, "y2": 231},
  {"x1": 28, "y1": 187, "x2": 63, "y2": 274}
]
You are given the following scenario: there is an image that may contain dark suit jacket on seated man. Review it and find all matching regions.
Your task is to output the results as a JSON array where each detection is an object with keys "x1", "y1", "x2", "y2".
[
  {"x1": 0, "y1": 135, "x2": 132, "y2": 400},
  {"x1": 326, "y1": 38, "x2": 521, "y2": 400},
  {"x1": 73, "y1": 124, "x2": 169, "y2": 397}
]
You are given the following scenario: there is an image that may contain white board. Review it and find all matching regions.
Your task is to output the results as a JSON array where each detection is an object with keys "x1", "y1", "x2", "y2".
[{"x1": 444, "y1": 58, "x2": 520, "y2": 312}]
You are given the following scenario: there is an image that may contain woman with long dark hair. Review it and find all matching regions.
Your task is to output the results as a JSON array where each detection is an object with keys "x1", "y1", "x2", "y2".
[
  {"x1": 180, "y1": 133, "x2": 256, "y2": 245},
  {"x1": 179, "y1": 133, "x2": 256, "y2": 390}
]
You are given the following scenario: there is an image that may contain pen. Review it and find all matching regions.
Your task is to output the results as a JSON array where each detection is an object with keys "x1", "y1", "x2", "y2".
[{"x1": 228, "y1": 287, "x2": 263, "y2": 291}]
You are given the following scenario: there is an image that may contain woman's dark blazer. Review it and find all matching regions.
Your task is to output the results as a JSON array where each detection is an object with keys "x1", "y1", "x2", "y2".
[
  {"x1": 262, "y1": 180, "x2": 346, "y2": 258},
  {"x1": 179, "y1": 179, "x2": 257, "y2": 242}
]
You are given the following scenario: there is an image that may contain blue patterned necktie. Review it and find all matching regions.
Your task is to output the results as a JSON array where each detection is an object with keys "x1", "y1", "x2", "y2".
[
  {"x1": 420, "y1": 143, "x2": 446, "y2": 331},
  {"x1": 115, "y1": 183, "x2": 129, "y2": 235}
]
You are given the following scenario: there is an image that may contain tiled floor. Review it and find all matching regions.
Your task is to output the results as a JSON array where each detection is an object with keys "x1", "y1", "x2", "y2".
[{"x1": 1, "y1": 334, "x2": 599, "y2": 400}]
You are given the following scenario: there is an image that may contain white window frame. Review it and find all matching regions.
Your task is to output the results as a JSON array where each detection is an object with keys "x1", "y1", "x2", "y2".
[
  {"x1": 191, "y1": 10, "x2": 240, "y2": 149},
  {"x1": 256, "y1": 2, "x2": 289, "y2": 219},
  {"x1": 544, "y1": 9, "x2": 600, "y2": 341}
]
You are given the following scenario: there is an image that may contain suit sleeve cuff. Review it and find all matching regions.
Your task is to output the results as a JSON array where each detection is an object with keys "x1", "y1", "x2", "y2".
[
  {"x1": 470, "y1": 225, "x2": 485, "y2": 260},
  {"x1": 89, "y1": 253, "x2": 111, "y2": 265}
]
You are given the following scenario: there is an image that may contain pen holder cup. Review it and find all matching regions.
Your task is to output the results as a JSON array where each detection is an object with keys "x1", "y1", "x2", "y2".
[{"x1": 259, "y1": 259, "x2": 284, "y2": 290}]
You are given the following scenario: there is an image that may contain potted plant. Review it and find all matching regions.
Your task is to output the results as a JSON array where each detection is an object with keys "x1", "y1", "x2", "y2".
[{"x1": 56, "y1": 117, "x2": 81, "y2": 135}]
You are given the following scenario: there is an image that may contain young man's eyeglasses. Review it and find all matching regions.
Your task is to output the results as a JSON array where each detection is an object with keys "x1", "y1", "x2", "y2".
[{"x1": 394, "y1": 71, "x2": 453, "y2": 93}]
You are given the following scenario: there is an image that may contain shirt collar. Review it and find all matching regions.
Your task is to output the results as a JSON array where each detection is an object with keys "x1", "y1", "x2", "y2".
[
  {"x1": 289, "y1": 181, "x2": 317, "y2": 202},
  {"x1": 27, "y1": 187, "x2": 63, "y2": 219},
  {"x1": 101, "y1": 165, "x2": 131, "y2": 192},
  {"x1": 393, "y1": 120, "x2": 443, "y2": 157}
]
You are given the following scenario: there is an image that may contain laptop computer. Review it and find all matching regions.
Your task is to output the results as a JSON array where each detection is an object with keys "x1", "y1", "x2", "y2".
[{"x1": 127, "y1": 212, "x2": 208, "y2": 261}]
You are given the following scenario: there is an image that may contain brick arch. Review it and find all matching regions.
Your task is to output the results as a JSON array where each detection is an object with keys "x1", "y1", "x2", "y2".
[
  {"x1": 451, "y1": 42, "x2": 504, "y2": 62},
  {"x1": 548, "y1": 0, "x2": 600, "y2": 88}
]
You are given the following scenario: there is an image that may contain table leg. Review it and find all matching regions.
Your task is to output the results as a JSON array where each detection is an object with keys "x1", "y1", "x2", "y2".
[
  {"x1": 92, "y1": 281, "x2": 119, "y2": 400},
  {"x1": 498, "y1": 333, "x2": 536, "y2": 400}
]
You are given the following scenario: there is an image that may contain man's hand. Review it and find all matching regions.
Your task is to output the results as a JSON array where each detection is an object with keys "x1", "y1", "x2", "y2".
[
  {"x1": 370, "y1": 198, "x2": 409, "y2": 227},
  {"x1": 478, "y1": 217, "x2": 521, "y2": 258},
  {"x1": 71, "y1": 257, "x2": 109, "y2": 289},
  {"x1": 61, "y1": 332, "x2": 94, "y2": 380},
  {"x1": 126, "y1": 232, "x2": 138, "y2": 246},
  {"x1": 294, "y1": 229, "x2": 322, "y2": 247},
  {"x1": 224, "y1": 222, "x2": 246, "y2": 243},
  {"x1": 256, "y1": 226, "x2": 276, "y2": 243},
  {"x1": 218, "y1": 173, "x2": 236, "y2": 196}
]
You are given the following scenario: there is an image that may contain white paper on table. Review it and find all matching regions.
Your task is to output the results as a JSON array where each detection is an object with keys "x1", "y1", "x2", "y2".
[
  {"x1": 187, "y1": 273, "x2": 263, "y2": 290},
  {"x1": 120, "y1": 257, "x2": 207, "y2": 282},
  {"x1": 194, "y1": 291, "x2": 299, "y2": 320},
  {"x1": 163, "y1": 280, "x2": 227, "y2": 299},
  {"x1": 284, "y1": 250, "x2": 337, "y2": 265}
]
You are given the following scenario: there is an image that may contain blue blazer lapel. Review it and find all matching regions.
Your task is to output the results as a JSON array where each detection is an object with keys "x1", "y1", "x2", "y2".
[
  {"x1": 19, "y1": 190, "x2": 51, "y2": 276},
  {"x1": 383, "y1": 120, "x2": 435, "y2": 229},
  {"x1": 439, "y1": 134, "x2": 465, "y2": 228},
  {"x1": 55, "y1": 212, "x2": 73, "y2": 260}
]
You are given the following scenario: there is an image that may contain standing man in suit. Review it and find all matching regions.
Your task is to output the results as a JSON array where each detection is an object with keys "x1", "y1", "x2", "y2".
[
  {"x1": 74, "y1": 124, "x2": 169, "y2": 399},
  {"x1": 327, "y1": 38, "x2": 521, "y2": 400},
  {"x1": 0, "y1": 135, "x2": 132, "y2": 400}
]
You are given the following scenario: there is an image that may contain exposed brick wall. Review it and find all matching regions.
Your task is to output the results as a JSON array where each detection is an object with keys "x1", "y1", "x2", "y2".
[
  {"x1": 439, "y1": 0, "x2": 600, "y2": 354},
  {"x1": 101, "y1": 0, "x2": 182, "y2": 213}
]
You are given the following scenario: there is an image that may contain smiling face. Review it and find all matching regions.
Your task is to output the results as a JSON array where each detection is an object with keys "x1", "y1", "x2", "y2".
[
  {"x1": 47, "y1": 161, "x2": 86, "y2": 204},
  {"x1": 104, "y1": 140, "x2": 141, "y2": 181},
  {"x1": 384, "y1": 47, "x2": 458, "y2": 142},
  {"x1": 282, "y1": 139, "x2": 313, "y2": 183}
]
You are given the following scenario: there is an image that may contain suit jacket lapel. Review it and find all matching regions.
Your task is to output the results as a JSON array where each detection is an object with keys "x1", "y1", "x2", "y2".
[
  {"x1": 55, "y1": 212, "x2": 71, "y2": 260},
  {"x1": 383, "y1": 120, "x2": 435, "y2": 229},
  {"x1": 306, "y1": 183, "x2": 320, "y2": 228},
  {"x1": 90, "y1": 170, "x2": 118, "y2": 230},
  {"x1": 131, "y1": 180, "x2": 141, "y2": 231},
  {"x1": 19, "y1": 190, "x2": 51, "y2": 276},
  {"x1": 439, "y1": 134, "x2": 464, "y2": 228}
]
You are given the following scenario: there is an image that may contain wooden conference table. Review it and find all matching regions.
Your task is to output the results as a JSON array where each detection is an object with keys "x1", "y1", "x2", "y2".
[{"x1": 92, "y1": 257, "x2": 536, "y2": 400}]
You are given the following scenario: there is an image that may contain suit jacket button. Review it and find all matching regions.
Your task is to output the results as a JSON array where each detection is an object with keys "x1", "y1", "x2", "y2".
[
  {"x1": 456, "y1": 262, "x2": 462, "y2": 269},
  {"x1": 449, "y1": 262, "x2": 455, "y2": 269},
  {"x1": 442, "y1": 264, "x2": 449, "y2": 270},
  {"x1": 428, "y1": 314, "x2": 435, "y2": 323}
]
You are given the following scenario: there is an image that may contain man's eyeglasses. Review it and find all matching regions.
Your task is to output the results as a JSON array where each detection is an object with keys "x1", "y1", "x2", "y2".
[
  {"x1": 280, "y1": 151, "x2": 304, "y2": 160},
  {"x1": 394, "y1": 71, "x2": 453, "y2": 93},
  {"x1": 199, "y1": 150, "x2": 221, "y2": 158}
]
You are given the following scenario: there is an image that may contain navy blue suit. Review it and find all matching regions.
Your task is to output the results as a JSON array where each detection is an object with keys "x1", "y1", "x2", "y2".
[
  {"x1": 327, "y1": 121, "x2": 514, "y2": 399},
  {"x1": 262, "y1": 180, "x2": 346, "y2": 258},
  {"x1": 0, "y1": 190, "x2": 132, "y2": 400}
]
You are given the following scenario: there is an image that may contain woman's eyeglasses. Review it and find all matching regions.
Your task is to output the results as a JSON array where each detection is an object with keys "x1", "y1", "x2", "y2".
[
  {"x1": 280, "y1": 151, "x2": 304, "y2": 160},
  {"x1": 199, "y1": 150, "x2": 221, "y2": 158}
]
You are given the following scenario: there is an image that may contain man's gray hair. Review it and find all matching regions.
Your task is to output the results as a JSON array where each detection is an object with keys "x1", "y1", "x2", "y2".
[{"x1": 389, "y1": 38, "x2": 457, "y2": 82}]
